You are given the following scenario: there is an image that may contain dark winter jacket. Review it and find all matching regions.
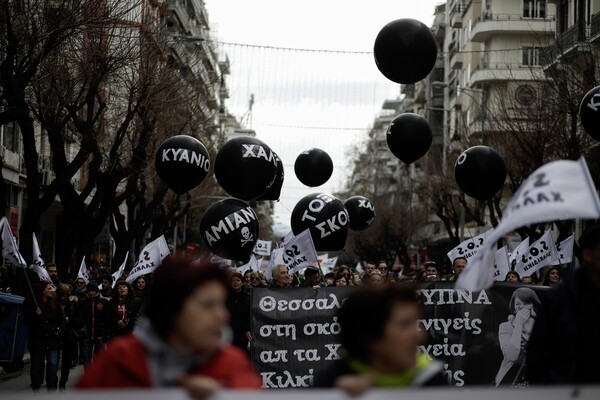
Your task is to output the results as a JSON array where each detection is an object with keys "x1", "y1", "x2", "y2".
[
  {"x1": 226, "y1": 288, "x2": 251, "y2": 350},
  {"x1": 25, "y1": 302, "x2": 66, "y2": 352},
  {"x1": 73, "y1": 295, "x2": 111, "y2": 341},
  {"x1": 527, "y1": 265, "x2": 600, "y2": 384},
  {"x1": 108, "y1": 295, "x2": 142, "y2": 337}
]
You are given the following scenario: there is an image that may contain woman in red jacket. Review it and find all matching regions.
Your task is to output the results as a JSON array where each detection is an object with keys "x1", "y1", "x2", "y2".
[{"x1": 77, "y1": 258, "x2": 262, "y2": 396}]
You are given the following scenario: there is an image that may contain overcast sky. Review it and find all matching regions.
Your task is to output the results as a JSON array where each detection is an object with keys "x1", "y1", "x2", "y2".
[{"x1": 205, "y1": 0, "x2": 443, "y2": 237}]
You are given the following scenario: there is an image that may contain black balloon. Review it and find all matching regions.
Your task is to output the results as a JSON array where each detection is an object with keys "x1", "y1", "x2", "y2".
[
  {"x1": 294, "y1": 148, "x2": 333, "y2": 187},
  {"x1": 199, "y1": 198, "x2": 259, "y2": 262},
  {"x1": 374, "y1": 18, "x2": 438, "y2": 84},
  {"x1": 387, "y1": 113, "x2": 433, "y2": 164},
  {"x1": 214, "y1": 137, "x2": 278, "y2": 201},
  {"x1": 454, "y1": 146, "x2": 507, "y2": 200},
  {"x1": 344, "y1": 196, "x2": 376, "y2": 231},
  {"x1": 579, "y1": 85, "x2": 600, "y2": 141},
  {"x1": 290, "y1": 193, "x2": 349, "y2": 251},
  {"x1": 154, "y1": 135, "x2": 210, "y2": 194},
  {"x1": 255, "y1": 152, "x2": 284, "y2": 201}
]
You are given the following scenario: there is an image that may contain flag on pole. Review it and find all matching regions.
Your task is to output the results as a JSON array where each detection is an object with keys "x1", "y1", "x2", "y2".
[
  {"x1": 126, "y1": 236, "x2": 169, "y2": 284},
  {"x1": 0, "y1": 217, "x2": 26, "y2": 268},
  {"x1": 447, "y1": 229, "x2": 492, "y2": 263},
  {"x1": 509, "y1": 237, "x2": 530, "y2": 271},
  {"x1": 253, "y1": 240, "x2": 272, "y2": 257},
  {"x1": 551, "y1": 235, "x2": 575, "y2": 265},
  {"x1": 457, "y1": 158, "x2": 600, "y2": 291},
  {"x1": 31, "y1": 233, "x2": 52, "y2": 283},
  {"x1": 77, "y1": 256, "x2": 89, "y2": 284},
  {"x1": 238, "y1": 255, "x2": 259, "y2": 276},
  {"x1": 320, "y1": 256, "x2": 338, "y2": 274},
  {"x1": 355, "y1": 261, "x2": 364, "y2": 273},
  {"x1": 514, "y1": 230, "x2": 559, "y2": 277},
  {"x1": 111, "y1": 252, "x2": 129, "y2": 288},
  {"x1": 280, "y1": 230, "x2": 318, "y2": 274},
  {"x1": 493, "y1": 246, "x2": 511, "y2": 281}
]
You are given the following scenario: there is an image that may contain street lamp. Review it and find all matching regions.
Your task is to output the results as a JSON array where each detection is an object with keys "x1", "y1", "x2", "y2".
[{"x1": 431, "y1": 81, "x2": 485, "y2": 144}]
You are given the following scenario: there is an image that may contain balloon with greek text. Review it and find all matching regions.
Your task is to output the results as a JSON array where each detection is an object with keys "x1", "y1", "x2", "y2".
[
  {"x1": 454, "y1": 145, "x2": 507, "y2": 201},
  {"x1": 200, "y1": 198, "x2": 259, "y2": 262},
  {"x1": 290, "y1": 193, "x2": 349, "y2": 251},
  {"x1": 155, "y1": 135, "x2": 210, "y2": 194},
  {"x1": 579, "y1": 85, "x2": 600, "y2": 141},
  {"x1": 344, "y1": 196, "x2": 376, "y2": 231},
  {"x1": 294, "y1": 148, "x2": 333, "y2": 187},
  {"x1": 374, "y1": 18, "x2": 438, "y2": 84},
  {"x1": 214, "y1": 136, "x2": 278, "y2": 201},
  {"x1": 255, "y1": 152, "x2": 284, "y2": 201},
  {"x1": 387, "y1": 113, "x2": 433, "y2": 165}
]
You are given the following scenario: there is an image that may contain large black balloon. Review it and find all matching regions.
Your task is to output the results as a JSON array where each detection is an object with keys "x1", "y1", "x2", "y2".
[
  {"x1": 294, "y1": 148, "x2": 333, "y2": 187},
  {"x1": 374, "y1": 19, "x2": 438, "y2": 84},
  {"x1": 255, "y1": 152, "x2": 284, "y2": 201},
  {"x1": 155, "y1": 135, "x2": 210, "y2": 194},
  {"x1": 290, "y1": 193, "x2": 349, "y2": 251},
  {"x1": 214, "y1": 137, "x2": 278, "y2": 201},
  {"x1": 199, "y1": 198, "x2": 259, "y2": 262},
  {"x1": 344, "y1": 196, "x2": 376, "y2": 231},
  {"x1": 579, "y1": 85, "x2": 600, "y2": 141},
  {"x1": 387, "y1": 113, "x2": 433, "y2": 164},
  {"x1": 454, "y1": 146, "x2": 507, "y2": 200}
]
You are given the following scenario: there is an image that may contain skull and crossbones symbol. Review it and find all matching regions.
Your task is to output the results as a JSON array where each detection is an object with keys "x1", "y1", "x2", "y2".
[{"x1": 240, "y1": 227, "x2": 253, "y2": 246}]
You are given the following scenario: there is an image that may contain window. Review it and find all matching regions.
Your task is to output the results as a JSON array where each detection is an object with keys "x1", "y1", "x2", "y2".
[
  {"x1": 522, "y1": 46, "x2": 541, "y2": 66},
  {"x1": 523, "y1": 0, "x2": 547, "y2": 18}
]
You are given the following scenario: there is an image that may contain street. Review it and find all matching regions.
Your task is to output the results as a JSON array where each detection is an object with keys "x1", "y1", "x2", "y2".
[{"x1": 0, "y1": 361, "x2": 83, "y2": 394}]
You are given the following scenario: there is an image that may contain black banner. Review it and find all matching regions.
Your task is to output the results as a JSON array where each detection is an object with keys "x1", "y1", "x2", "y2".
[{"x1": 250, "y1": 283, "x2": 548, "y2": 388}]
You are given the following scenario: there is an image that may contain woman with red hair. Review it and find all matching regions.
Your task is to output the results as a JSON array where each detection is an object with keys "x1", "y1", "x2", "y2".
[{"x1": 77, "y1": 258, "x2": 261, "y2": 396}]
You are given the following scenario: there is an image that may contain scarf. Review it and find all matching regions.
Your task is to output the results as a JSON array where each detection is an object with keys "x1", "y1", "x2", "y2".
[{"x1": 135, "y1": 318, "x2": 214, "y2": 387}]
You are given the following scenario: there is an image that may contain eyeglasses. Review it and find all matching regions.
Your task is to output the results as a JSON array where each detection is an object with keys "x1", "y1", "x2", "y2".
[
  {"x1": 378, "y1": 266, "x2": 388, "y2": 270},
  {"x1": 251, "y1": 277, "x2": 260, "y2": 280}
]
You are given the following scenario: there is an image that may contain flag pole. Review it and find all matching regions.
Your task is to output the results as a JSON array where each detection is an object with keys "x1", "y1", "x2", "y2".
[
  {"x1": 316, "y1": 259, "x2": 326, "y2": 286},
  {"x1": 23, "y1": 267, "x2": 39, "y2": 309}
]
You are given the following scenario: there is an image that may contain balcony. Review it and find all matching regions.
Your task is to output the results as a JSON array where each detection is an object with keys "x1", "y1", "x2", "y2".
[
  {"x1": 450, "y1": 51, "x2": 462, "y2": 70},
  {"x1": 470, "y1": 62, "x2": 537, "y2": 86},
  {"x1": 167, "y1": 0, "x2": 191, "y2": 33},
  {"x1": 540, "y1": 23, "x2": 591, "y2": 66},
  {"x1": 590, "y1": 12, "x2": 600, "y2": 42},
  {"x1": 471, "y1": 14, "x2": 555, "y2": 42},
  {"x1": 451, "y1": 13, "x2": 462, "y2": 28}
]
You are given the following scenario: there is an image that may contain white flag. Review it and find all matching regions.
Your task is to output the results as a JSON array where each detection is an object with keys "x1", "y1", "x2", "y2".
[
  {"x1": 77, "y1": 256, "x2": 89, "y2": 284},
  {"x1": 320, "y1": 256, "x2": 338, "y2": 274},
  {"x1": 0, "y1": 217, "x2": 26, "y2": 268},
  {"x1": 281, "y1": 231, "x2": 294, "y2": 246},
  {"x1": 509, "y1": 237, "x2": 530, "y2": 271},
  {"x1": 280, "y1": 229, "x2": 318, "y2": 274},
  {"x1": 514, "y1": 230, "x2": 559, "y2": 277},
  {"x1": 253, "y1": 240, "x2": 272, "y2": 257},
  {"x1": 356, "y1": 261, "x2": 364, "y2": 273},
  {"x1": 265, "y1": 248, "x2": 283, "y2": 280},
  {"x1": 210, "y1": 254, "x2": 233, "y2": 268},
  {"x1": 126, "y1": 236, "x2": 169, "y2": 284},
  {"x1": 457, "y1": 158, "x2": 600, "y2": 291},
  {"x1": 238, "y1": 255, "x2": 258, "y2": 276},
  {"x1": 493, "y1": 246, "x2": 511, "y2": 281},
  {"x1": 551, "y1": 235, "x2": 575, "y2": 265},
  {"x1": 111, "y1": 252, "x2": 129, "y2": 288},
  {"x1": 31, "y1": 233, "x2": 51, "y2": 283},
  {"x1": 446, "y1": 229, "x2": 492, "y2": 263}
]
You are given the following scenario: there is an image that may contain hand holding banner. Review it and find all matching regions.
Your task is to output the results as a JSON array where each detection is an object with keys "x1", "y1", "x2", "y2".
[{"x1": 457, "y1": 158, "x2": 600, "y2": 291}]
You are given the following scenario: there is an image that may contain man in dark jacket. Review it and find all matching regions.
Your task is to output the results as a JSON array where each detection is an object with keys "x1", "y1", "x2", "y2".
[
  {"x1": 527, "y1": 225, "x2": 600, "y2": 384},
  {"x1": 73, "y1": 281, "x2": 110, "y2": 368}
]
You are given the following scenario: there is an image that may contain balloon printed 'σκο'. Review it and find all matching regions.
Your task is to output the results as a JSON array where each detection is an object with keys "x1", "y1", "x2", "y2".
[
  {"x1": 200, "y1": 198, "x2": 259, "y2": 262},
  {"x1": 374, "y1": 18, "x2": 438, "y2": 84},
  {"x1": 454, "y1": 145, "x2": 507, "y2": 201},
  {"x1": 294, "y1": 148, "x2": 334, "y2": 187},
  {"x1": 214, "y1": 136, "x2": 279, "y2": 201},
  {"x1": 387, "y1": 113, "x2": 433, "y2": 165},
  {"x1": 579, "y1": 85, "x2": 600, "y2": 142},
  {"x1": 290, "y1": 193, "x2": 349, "y2": 251},
  {"x1": 344, "y1": 196, "x2": 376, "y2": 231},
  {"x1": 155, "y1": 135, "x2": 210, "y2": 194}
]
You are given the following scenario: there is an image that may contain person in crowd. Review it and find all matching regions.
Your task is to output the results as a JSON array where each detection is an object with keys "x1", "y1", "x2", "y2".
[
  {"x1": 360, "y1": 271, "x2": 371, "y2": 285},
  {"x1": 313, "y1": 284, "x2": 446, "y2": 392},
  {"x1": 100, "y1": 275, "x2": 113, "y2": 300},
  {"x1": 249, "y1": 271, "x2": 266, "y2": 289},
  {"x1": 73, "y1": 280, "x2": 110, "y2": 368},
  {"x1": 243, "y1": 270, "x2": 252, "y2": 287},
  {"x1": 369, "y1": 270, "x2": 384, "y2": 285},
  {"x1": 337, "y1": 265, "x2": 355, "y2": 286},
  {"x1": 133, "y1": 275, "x2": 151, "y2": 300},
  {"x1": 494, "y1": 287, "x2": 540, "y2": 386},
  {"x1": 332, "y1": 273, "x2": 347, "y2": 287},
  {"x1": 259, "y1": 271, "x2": 268, "y2": 287},
  {"x1": 376, "y1": 261, "x2": 389, "y2": 279},
  {"x1": 77, "y1": 259, "x2": 262, "y2": 394},
  {"x1": 56, "y1": 283, "x2": 80, "y2": 389},
  {"x1": 364, "y1": 262, "x2": 376, "y2": 274},
  {"x1": 324, "y1": 272, "x2": 335, "y2": 286},
  {"x1": 527, "y1": 225, "x2": 600, "y2": 384},
  {"x1": 25, "y1": 281, "x2": 65, "y2": 391},
  {"x1": 504, "y1": 271, "x2": 521, "y2": 283},
  {"x1": 74, "y1": 277, "x2": 87, "y2": 300},
  {"x1": 422, "y1": 262, "x2": 440, "y2": 281},
  {"x1": 301, "y1": 267, "x2": 322, "y2": 288},
  {"x1": 226, "y1": 272, "x2": 252, "y2": 353},
  {"x1": 270, "y1": 264, "x2": 292, "y2": 288},
  {"x1": 540, "y1": 266, "x2": 561, "y2": 287},
  {"x1": 109, "y1": 279, "x2": 142, "y2": 338},
  {"x1": 46, "y1": 263, "x2": 61, "y2": 286},
  {"x1": 448, "y1": 257, "x2": 467, "y2": 281},
  {"x1": 521, "y1": 275, "x2": 534, "y2": 284},
  {"x1": 405, "y1": 271, "x2": 419, "y2": 283}
]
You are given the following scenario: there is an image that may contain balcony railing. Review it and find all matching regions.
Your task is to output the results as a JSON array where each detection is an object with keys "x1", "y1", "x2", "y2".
[
  {"x1": 474, "y1": 13, "x2": 554, "y2": 25},
  {"x1": 540, "y1": 24, "x2": 591, "y2": 65}
]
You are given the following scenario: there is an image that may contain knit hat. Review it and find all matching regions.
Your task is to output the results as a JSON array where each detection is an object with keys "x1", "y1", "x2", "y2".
[{"x1": 86, "y1": 280, "x2": 99, "y2": 292}]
